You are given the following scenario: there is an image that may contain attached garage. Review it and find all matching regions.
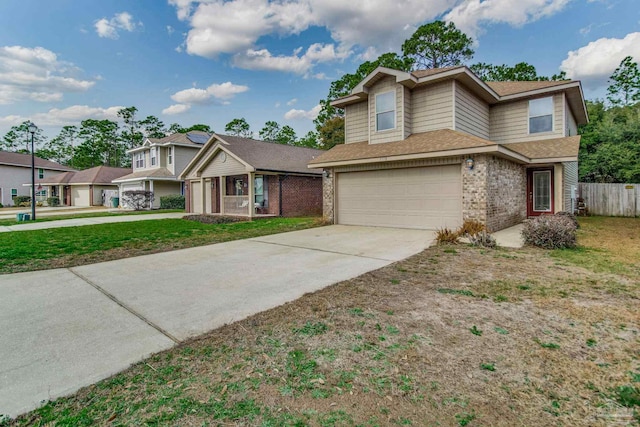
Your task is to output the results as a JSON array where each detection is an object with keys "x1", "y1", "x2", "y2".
[{"x1": 336, "y1": 165, "x2": 462, "y2": 229}]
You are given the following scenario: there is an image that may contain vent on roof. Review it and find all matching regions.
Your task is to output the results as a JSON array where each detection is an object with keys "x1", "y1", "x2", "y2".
[{"x1": 186, "y1": 132, "x2": 210, "y2": 144}]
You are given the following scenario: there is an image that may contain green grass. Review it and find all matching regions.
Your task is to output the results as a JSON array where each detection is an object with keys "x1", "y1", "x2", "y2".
[
  {"x1": 0, "y1": 209, "x2": 184, "y2": 227},
  {"x1": 0, "y1": 217, "x2": 318, "y2": 274}
]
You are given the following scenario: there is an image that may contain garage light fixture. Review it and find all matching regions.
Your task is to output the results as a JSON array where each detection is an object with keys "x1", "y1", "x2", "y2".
[
  {"x1": 323, "y1": 170, "x2": 331, "y2": 178},
  {"x1": 465, "y1": 158, "x2": 475, "y2": 170}
]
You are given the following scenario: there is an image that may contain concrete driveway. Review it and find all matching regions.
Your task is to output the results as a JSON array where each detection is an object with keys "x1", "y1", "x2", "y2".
[{"x1": 0, "y1": 225, "x2": 434, "y2": 419}]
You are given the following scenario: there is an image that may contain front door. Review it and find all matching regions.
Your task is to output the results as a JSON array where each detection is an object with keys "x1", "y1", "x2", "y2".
[{"x1": 527, "y1": 168, "x2": 554, "y2": 216}]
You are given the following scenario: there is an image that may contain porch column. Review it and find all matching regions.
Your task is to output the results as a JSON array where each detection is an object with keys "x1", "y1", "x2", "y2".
[
  {"x1": 200, "y1": 177, "x2": 205, "y2": 214},
  {"x1": 220, "y1": 176, "x2": 226, "y2": 215},
  {"x1": 248, "y1": 172, "x2": 254, "y2": 219},
  {"x1": 149, "y1": 180, "x2": 154, "y2": 209}
]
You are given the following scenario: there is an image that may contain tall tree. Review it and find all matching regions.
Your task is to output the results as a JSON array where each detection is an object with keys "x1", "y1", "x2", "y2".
[
  {"x1": 1, "y1": 121, "x2": 47, "y2": 153},
  {"x1": 296, "y1": 130, "x2": 319, "y2": 148},
  {"x1": 224, "y1": 118, "x2": 252, "y2": 138},
  {"x1": 37, "y1": 125, "x2": 77, "y2": 165},
  {"x1": 75, "y1": 119, "x2": 123, "y2": 168},
  {"x1": 401, "y1": 21, "x2": 474, "y2": 70},
  {"x1": 181, "y1": 124, "x2": 213, "y2": 133},
  {"x1": 117, "y1": 106, "x2": 143, "y2": 150},
  {"x1": 317, "y1": 117, "x2": 345, "y2": 150},
  {"x1": 139, "y1": 116, "x2": 166, "y2": 138},
  {"x1": 470, "y1": 62, "x2": 567, "y2": 82},
  {"x1": 259, "y1": 121, "x2": 281, "y2": 141},
  {"x1": 607, "y1": 56, "x2": 640, "y2": 106},
  {"x1": 168, "y1": 123, "x2": 184, "y2": 134}
]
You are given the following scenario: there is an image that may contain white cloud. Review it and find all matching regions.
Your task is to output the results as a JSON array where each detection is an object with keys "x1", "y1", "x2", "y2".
[
  {"x1": 167, "y1": 25, "x2": 175, "y2": 35},
  {"x1": 0, "y1": 46, "x2": 95, "y2": 105},
  {"x1": 162, "y1": 104, "x2": 191, "y2": 115},
  {"x1": 287, "y1": 98, "x2": 297, "y2": 106},
  {"x1": 0, "y1": 105, "x2": 123, "y2": 127},
  {"x1": 560, "y1": 32, "x2": 640, "y2": 89},
  {"x1": 95, "y1": 12, "x2": 140, "y2": 39},
  {"x1": 232, "y1": 43, "x2": 348, "y2": 75},
  {"x1": 444, "y1": 0, "x2": 571, "y2": 39},
  {"x1": 164, "y1": 81, "x2": 248, "y2": 113},
  {"x1": 284, "y1": 104, "x2": 321, "y2": 120}
]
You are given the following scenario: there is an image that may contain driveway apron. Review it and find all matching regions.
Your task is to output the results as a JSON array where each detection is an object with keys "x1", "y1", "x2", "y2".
[{"x1": 0, "y1": 225, "x2": 434, "y2": 418}]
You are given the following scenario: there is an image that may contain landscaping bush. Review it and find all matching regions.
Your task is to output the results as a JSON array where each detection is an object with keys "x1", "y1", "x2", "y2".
[
  {"x1": 13, "y1": 195, "x2": 31, "y2": 206},
  {"x1": 121, "y1": 190, "x2": 154, "y2": 211},
  {"x1": 0, "y1": 202, "x2": 3, "y2": 208},
  {"x1": 458, "y1": 219, "x2": 485, "y2": 236},
  {"x1": 160, "y1": 194, "x2": 185, "y2": 210},
  {"x1": 469, "y1": 231, "x2": 497, "y2": 248},
  {"x1": 436, "y1": 227, "x2": 460, "y2": 245},
  {"x1": 522, "y1": 214, "x2": 577, "y2": 249},
  {"x1": 47, "y1": 196, "x2": 60, "y2": 207},
  {"x1": 555, "y1": 211, "x2": 580, "y2": 229}
]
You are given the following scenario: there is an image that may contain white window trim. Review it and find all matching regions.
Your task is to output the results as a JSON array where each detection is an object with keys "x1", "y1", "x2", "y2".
[
  {"x1": 38, "y1": 168, "x2": 44, "y2": 179},
  {"x1": 168, "y1": 147, "x2": 173, "y2": 165},
  {"x1": 375, "y1": 90, "x2": 396, "y2": 132},
  {"x1": 528, "y1": 96, "x2": 554, "y2": 135},
  {"x1": 150, "y1": 148, "x2": 157, "y2": 166}
]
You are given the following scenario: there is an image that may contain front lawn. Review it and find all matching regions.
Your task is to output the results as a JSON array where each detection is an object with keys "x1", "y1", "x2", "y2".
[
  {"x1": 0, "y1": 209, "x2": 184, "y2": 227},
  {"x1": 0, "y1": 217, "x2": 319, "y2": 274},
  {"x1": 3, "y1": 217, "x2": 639, "y2": 426}
]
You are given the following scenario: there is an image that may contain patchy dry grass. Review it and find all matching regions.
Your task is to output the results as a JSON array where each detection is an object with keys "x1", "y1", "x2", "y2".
[{"x1": 3, "y1": 217, "x2": 639, "y2": 426}]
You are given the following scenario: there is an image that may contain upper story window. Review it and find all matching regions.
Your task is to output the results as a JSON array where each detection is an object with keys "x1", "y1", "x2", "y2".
[
  {"x1": 376, "y1": 91, "x2": 395, "y2": 132},
  {"x1": 150, "y1": 148, "x2": 157, "y2": 166},
  {"x1": 134, "y1": 152, "x2": 145, "y2": 169},
  {"x1": 168, "y1": 147, "x2": 173, "y2": 165},
  {"x1": 38, "y1": 168, "x2": 44, "y2": 179},
  {"x1": 529, "y1": 97, "x2": 553, "y2": 134}
]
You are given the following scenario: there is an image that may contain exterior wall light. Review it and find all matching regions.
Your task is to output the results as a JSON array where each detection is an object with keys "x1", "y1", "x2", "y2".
[
  {"x1": 323, "y1": 170, "x2": 331, "y2": 178},
  {"x1": 465, "y1": 158, "x2": 474, "y2": 170}
]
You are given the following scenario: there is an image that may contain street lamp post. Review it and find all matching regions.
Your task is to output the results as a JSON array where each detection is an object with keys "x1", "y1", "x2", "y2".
[{"x1": 28, "y1": 122, "x2": 37, "y2": 221}]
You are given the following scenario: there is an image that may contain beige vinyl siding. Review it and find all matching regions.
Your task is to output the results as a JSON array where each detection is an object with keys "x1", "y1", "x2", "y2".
[
  {"x1": 344, "y1": 102, "x2": 369, "y2": 143},
  {"x1": 490, "y1": 94, "x2": 564, "y2": 143},
  {"x1": 200, "y1": 151, "x2": 247, "y2": 178},
  {"x1": 368, "y1": 76, "x2": 404, "y2": 144},
  {"x1": 454, "y1": 82, "x2": 490, "y2": 139},
  {"x1": 563, "y1": 161, "x2": 578, "y2": 212},
  {"x1": 411, "y1": 81, "x2": 454, "y2": 134},
  {"x1": 404, "y1": 87, "x2": 412, "y2": 139},
  {"x1": 554, "y1": 164, "x2": 563, "y2": 213},
  {"x1": 71, "y1": 187, "x2": 90, "y2": 207},
  {"x1": 191, "y1": 180, "x2": 202, "y2": 214},
  {"x1": 566, "y1": 103, "x2": 578, "y2": 136},
  {"x1": 173, "y1": 146, "x2": 200, "y2": 177},
  {"x1": 151, "y1": 181, "x2": 181, "y2": 208}
]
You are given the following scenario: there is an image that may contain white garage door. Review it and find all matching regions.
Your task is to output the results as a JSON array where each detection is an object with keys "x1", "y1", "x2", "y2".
[
  {"x1": 337, "y1": 165, "x2": 462, "y2": 230},
  {"x1": 191, "y1": 181, "x2": 202, "y2": 214}
]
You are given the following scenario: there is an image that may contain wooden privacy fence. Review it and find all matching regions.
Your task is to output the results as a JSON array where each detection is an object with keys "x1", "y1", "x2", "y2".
[{"x1": 578, "y1": 183, "x2": 639, "y2": 217}]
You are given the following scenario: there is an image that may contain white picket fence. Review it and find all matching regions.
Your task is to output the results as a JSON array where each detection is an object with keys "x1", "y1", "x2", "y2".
[{"x1": 578, "y1": 183, "x2": 639, "y2": 217}]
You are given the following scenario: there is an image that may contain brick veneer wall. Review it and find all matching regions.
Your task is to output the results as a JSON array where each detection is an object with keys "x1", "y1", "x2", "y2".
[
  {"x1": 486, "y1": 156, "x2": 526, "y2": 231},
  {"x1": 462, "y1": 155, "x2": 526, "y2": 232},
  {"x1": 280, "y1": 175, "x2": 323, "y2": 217},
  {"x1": 322, "y1": 171, "x2": 334, "y2": 223}
]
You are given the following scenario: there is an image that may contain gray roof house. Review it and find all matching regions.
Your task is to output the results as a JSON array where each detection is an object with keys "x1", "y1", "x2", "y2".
[{"x1": 180, "y1": 134, "x2": 324, "y2": 217}]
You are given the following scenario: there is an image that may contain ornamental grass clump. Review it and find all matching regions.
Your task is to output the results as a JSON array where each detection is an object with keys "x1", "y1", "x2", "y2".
[{"x1": 522, "y1": 214, "x2": 577, "y2": 249}]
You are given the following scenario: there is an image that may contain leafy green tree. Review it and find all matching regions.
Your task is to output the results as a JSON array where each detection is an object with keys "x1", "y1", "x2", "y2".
[
  {"x1": 317, "y1": 116, "x2": 345, "y2": 150},
  {"x1": 168, "y1": 123, "x2": 184, "y2": 134},
  {"x1": 607, "y1": 56, "x2": 640, "y2": 106},
  {"x1": 277, "y1": 125, "x2": 297, "y2": 145},
  {"x1": 295, "y1": 130, "x2": 319, "y2": 148},
  {"x1": 401, "y1": 21, "x2": 474, "y2": 70},
  {"x1": 1, "y1": 121, "x2": 47, "y2": 153},
  {"x1": 181, "y1": 124, "x2": 213, "y2": 133},
  {"x1": 259, "y1": 121, "x2": 281, "y2": 141},
  {"x1": 224, "y1": 118, "x2": 252, "y2": 138},
  {"x1": 37, "y1": 125, "x2": 77, "y2": 165},
  {"x1": 117, "y1": 106, "x2": 143, "y2": 150},
  {"x1": 470, "y1": 62, "x2": 567, "y2": 81},
  {"x1": 74, "y1": 119, "x2": 123, "y2": 168},
  {"x1": 139, "y1": 116, "x2": 166, "y2": 138}
]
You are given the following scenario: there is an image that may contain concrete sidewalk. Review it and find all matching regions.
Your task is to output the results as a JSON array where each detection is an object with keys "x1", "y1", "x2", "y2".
[
  {"x1": 0, "y1": 225, "x2": 435, "y2": 418},
  {"x1": 0, "y1": 212, "x2": 186, "y2": 232}
]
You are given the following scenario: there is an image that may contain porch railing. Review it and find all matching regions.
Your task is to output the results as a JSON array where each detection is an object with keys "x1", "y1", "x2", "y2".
[{"x1": 223, "y1": 195, "x2": 250, "y2": 216}]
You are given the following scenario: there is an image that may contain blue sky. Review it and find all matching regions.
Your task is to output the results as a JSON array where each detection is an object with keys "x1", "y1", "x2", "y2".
[{"x1": 0, "y1": 0, "x2": 638, "y2": 141}]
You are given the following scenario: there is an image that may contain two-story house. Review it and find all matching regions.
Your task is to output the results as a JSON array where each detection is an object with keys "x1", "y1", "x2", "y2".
[
  {"x1": 113, "y1": 131, "x2": 210, "y2": 208},
  {"x1": 308, "y1": 66, "x2": 588, "y2": 232},
  {"x1": 0, "y1": 151, "x2": 74, "y2": 207}
]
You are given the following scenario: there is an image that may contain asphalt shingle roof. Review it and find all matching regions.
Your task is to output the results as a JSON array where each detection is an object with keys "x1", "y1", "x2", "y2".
[
  {"x1": 0, "y1": 151, "x2": 75, "y2": 171},
  {"x1": 37, "y1": 166, "x2": 131, "y2": 185}
]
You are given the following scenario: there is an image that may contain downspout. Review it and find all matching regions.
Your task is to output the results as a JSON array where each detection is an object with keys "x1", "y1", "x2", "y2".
[{"x1": 278, "y1": 174, "x2": 290, "y2": 216}]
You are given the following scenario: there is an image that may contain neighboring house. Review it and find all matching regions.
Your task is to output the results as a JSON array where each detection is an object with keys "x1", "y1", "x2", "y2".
[
  {"x1": 113, "y1": 131, "x2": 210, "y2": 208},
  {"x1": 180, "y1": 134, "x2": 323, "y2": 217},
  {"x1": 309, "y1": 66, "x2": 588, "y2": 232},
  {"x1": 33, "y1": 165, "x2": 131, "y2": 207},
  {"x1": 0, "y1": 150, "x2": 74, "y2": 207}
]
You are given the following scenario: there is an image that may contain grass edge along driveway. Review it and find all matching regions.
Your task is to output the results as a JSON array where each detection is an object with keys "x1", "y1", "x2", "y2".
[{"x1": 0, "y1": 217, "x2": 320, "y2": 274}]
